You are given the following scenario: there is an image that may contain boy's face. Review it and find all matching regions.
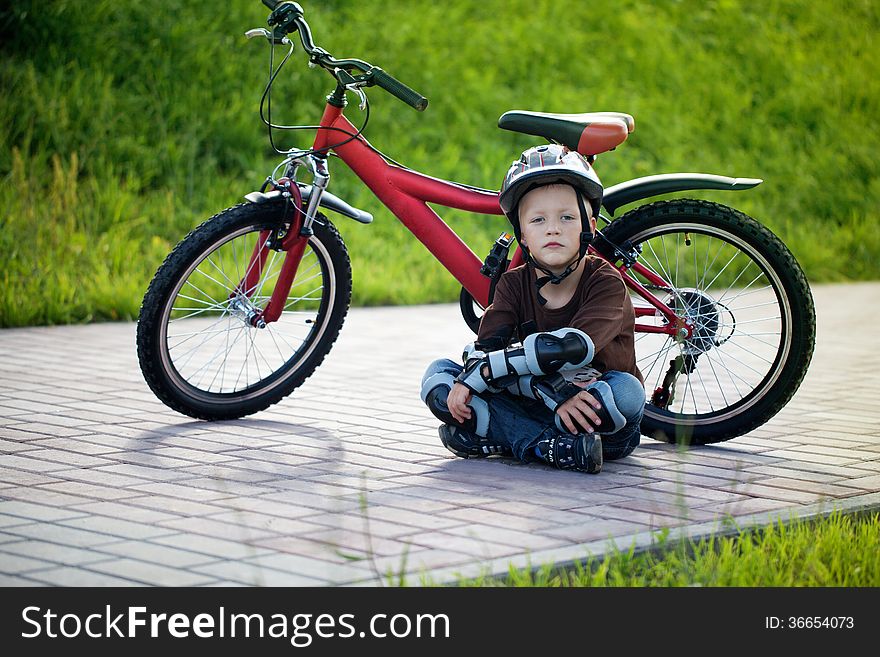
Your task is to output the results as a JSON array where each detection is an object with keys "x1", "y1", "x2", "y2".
[{"x1": 518, "y1": 184, "x2": 596, "y2": 273}]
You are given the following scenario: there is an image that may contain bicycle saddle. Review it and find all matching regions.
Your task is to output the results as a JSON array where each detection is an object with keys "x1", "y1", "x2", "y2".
[{"x1": 498, "y1": 110, "x2": 635, "y2": 157}]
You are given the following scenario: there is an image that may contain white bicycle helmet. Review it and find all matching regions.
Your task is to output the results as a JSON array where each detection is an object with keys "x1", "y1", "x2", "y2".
[
  {"x1": 499, "y1": 144, "x2": 604, "y2": 303},
  {"x1": 500, "y1": 143, "x2": 603, "y2": 233}
]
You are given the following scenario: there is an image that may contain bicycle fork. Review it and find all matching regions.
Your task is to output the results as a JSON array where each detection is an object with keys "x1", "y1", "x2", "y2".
[{"x1": 234, "y1": 154, "x2": 330, "y2": 327}]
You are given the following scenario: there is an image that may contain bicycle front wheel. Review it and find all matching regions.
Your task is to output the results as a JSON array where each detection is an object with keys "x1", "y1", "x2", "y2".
[
  {"x1": 596, "y1": 199, "x2": 815, "y2": 444},
  {"x1": 137, "y1": 200, "x2": 352, "y2": 420}
]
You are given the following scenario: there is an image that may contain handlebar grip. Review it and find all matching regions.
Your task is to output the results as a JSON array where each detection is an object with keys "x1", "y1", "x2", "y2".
[
  {"x1": 371, "y1": 68, "x2": 428, "y2": 112},
  {"x1": 262, "y1": 0, "x2": 281, "y2": 9}
]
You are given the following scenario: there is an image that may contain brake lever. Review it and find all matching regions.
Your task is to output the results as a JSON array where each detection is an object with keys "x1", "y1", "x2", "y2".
[
  {"x1": 244, "y1": 27, "x2": 290, "y2": 46},
  {"x1": 334, "y1": 68, "x2": 368, "y2": 111}
]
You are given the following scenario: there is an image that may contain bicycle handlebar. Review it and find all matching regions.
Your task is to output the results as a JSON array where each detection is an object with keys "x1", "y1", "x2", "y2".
[
  {"x1": 371, "y1": 68, "x2": 429, "y2": 112},
  {"x1": 261, "y1": 1, "x2": 428, "y2": 111}
]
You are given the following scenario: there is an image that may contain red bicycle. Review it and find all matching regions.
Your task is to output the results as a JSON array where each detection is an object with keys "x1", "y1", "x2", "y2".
[{"x1": 137, "y1": 0, "x2": 815, "y2": 445}]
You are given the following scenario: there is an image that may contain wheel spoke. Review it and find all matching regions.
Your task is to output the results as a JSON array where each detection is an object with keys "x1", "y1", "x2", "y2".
[{"x1": 595, "y1": 207, "x2": 813, "y2": 441}]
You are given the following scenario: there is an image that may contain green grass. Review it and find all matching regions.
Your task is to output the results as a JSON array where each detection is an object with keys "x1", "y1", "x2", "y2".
[
  {"x1": 1, "y1": 0, "x2": 878, "y2": 326},
  {"x1": 420, "y1": 510, "x2": 880, "y2": 587}
]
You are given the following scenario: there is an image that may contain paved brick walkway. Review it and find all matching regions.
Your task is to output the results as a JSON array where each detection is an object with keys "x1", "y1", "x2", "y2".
[{"x1": 1, "y1": 282, "x2": 878, "y2": 586}]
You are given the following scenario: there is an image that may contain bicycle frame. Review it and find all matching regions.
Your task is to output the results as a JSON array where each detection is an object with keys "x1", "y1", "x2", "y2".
[{"x1": 248, "y1": 100, "x2": 690, "y2": 339}]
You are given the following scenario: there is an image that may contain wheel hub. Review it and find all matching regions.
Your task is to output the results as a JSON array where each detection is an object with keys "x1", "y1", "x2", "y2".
[
  {"x1": 228, "y1": 294, "x2": 266, "y2": 329},
  {"x1": 668, "y1": 289, "x2": 720, "y2": 355}
]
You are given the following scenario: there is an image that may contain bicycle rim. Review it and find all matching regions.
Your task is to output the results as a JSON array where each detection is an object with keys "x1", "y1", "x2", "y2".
[
  {"x1": 157, "y1": 224, "x2": 337, "y2": 403},
  {"x1": 626, "y1": 222, "x2": 792, "y2": 426}
]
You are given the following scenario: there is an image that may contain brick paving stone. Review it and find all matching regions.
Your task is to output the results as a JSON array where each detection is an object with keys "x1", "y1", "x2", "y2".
[
  {"x1": 156, "y1": 517, "x2": 277, "y2": 542},
  {"x1": 37, "y1": 480, "x2": 144, "y2": 501},
  {"x1": 128, "y1": 481, "x2": 236, "y2": 501},
  {"x1": 439, "y1": 507, "x2": 561, "y2": 532},
  {"x1": 205, "y1": 511, "x2": 316, "y2": 536},
  {"x1": 176, "y1": 464, "x2": 294, "y2": 483},
  {"x1": 758, "y1": 449, "x2": 864, "y2": 466},
  {"x1": 257, "y1": 490, "x2": 362, "y2": 514},
  {"x1": 4, "y1": 523, "x2": 123, "y2": 548},
  {"x1": 14, "y1": 448, "x2": 116, "y2": 469},
  {"x1": 5, "y1": 412, "x2": 97, "y2": 427},
  {"x1": 163, "y1": 477, "x2": 270, "y2": 497},
  {"x1": 336, "y1": 490, "x2": 456, "y2": 514},
  {"x1": 843, "y1": 473, "x2": 880, "y2": 490},
  {"x1": 469, "y1": 497, "x2": 629, "y2": 522},
  {"x1": 151, "y1": 534, "x2": 272, "y2": 561},
  {"x1": 242, "y1": 553, "x2": 369, "y2": 584},
  {"x1": 288, "y1": 529, "x2": 418, "y2": 559},
  {"x1": 33, "y1": 437, "x2": 122, "y2": 455},
  {"x1": 701, "y1": 497, "x2": 795, "y2": 517},
  {"x1": 0, "y1": 439, "x2": 41, "y2": 454},
  {"x1": 636, "y1": 479, "x2": 750, "y2": 502},
  {"x1": 352, "y1": 505, "x2": 465, "y2": 531},
  {"x1": 714, "y1": 482, "x2": 828, "y2": 504},
  {"x1": 302, "y1": 512, "x2": 423, "y2": 540},
  {"x1": 0, "y1": 284, "x2": 878, "y2": 585},
  {"x1": 742, "y1": 465, "x2": 851, "y2": 484},
  {"x1": 204, "y1": 497, "x2": 318, "y2": 520},
  {"x1": 0, "y1": 513, "x2": 34, "y2": 528},
  {"x1": 753, "y1": 477, "x2": 864, "y2": 497},
  {"x1": 0, "y1": 540, "x2": 115, "y2": 566},
  {"x1": 441, "y1": 524, "x2": 567, "y2": 552},
  {"x1": 0, "y1": 500, "x2": 86, "y2": 523},
  {"x1": 401, "y1": 531, "x2": 523, "y2": 560},
  {"x1": 0, "y1": 487, "x2": 97, "y2": 508},
  {"x1": 58, "y1": 516, "x2": 178, "y2": 541},
  {"x1": 85, "y1": 558, "x2": 217, "y2": 586},
  {"x1": 0, "y1": 551, "x2": 60, "y2": 574},
  {"x1": 98, "y1": 451, "x2": 203, "y2": 470},
  {"x1": 68, "y1": 501, "x2": 180, "y2": 524},
  {"x1": 293, "y1": 473, "x2": 408, "y2": 492},
  {"x1": 120, "y1": 496, "x2": 229, "y2": 518},
  {"x1": 191, "y1": 561, "x2": 329, "y2": 586},
  {"x1": 535, "y1": 518, "x2": 646, "y2": 543},
  {"x1": 149, "y1": 446, "x2": 239, "y2": 464},
  {"x1": 93, "y1": 463, "x2": 196, "y2": 482},
  {"x1": 1, "y1": 454, "x2": 72, "y2": 473},
  {"x1": 0, "y1": 530, "x2": 21, "y2": 543},
  {"x1": 46, "y1": 467, "x2": 162, "y2": 489},
  {"x1": 570, "y1": 505, "x2": 691, "y2": 529},
  {"x1": 25, "y1": 566, "x2": 149, "y2": 586},
  {"x1": 347, "y1": 549, "x2": 480, "y2": 580},
  {"x1": 0, "y1": 574, "x2": 45, "y2": 585}
]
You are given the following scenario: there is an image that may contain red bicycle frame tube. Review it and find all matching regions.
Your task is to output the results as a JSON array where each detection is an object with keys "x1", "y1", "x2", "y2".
[
  {"x1": 257, "y1": 101, "x2": 686, "y2": 337},
  {"x1": 315, "y1": 103, "x2": 496, "y2": 303}
]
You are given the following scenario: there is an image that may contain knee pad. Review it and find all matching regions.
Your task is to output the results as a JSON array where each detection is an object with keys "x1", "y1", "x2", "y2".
[
  {"x1": 420, "y1": 372, "x2": 490, "y2": 437},
  {"x1": 603, "y1": 372, "x2": 647, "y2": 419},
  {"x1": 523, "y1": 328, "x2": 594, "y2": 375},
  {"x1": 554, "y1": 379, "x2": 627, "y2": 435}
]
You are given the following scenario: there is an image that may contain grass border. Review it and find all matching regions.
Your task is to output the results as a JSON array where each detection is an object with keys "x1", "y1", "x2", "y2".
[{"x1": 428, "y1": 491, "x2": 880, "y2": 586}]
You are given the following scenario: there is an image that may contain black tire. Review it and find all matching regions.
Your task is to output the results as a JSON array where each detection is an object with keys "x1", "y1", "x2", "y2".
[
  {"x1": 594, "y1": 199, "x2": 815, "y2": 445},
  {"x1": 137, "y1": 200, "x2": 351, "y2": 420},
  {"x1": 459, "y1": 287, "x2": 483, "y2": 335}
]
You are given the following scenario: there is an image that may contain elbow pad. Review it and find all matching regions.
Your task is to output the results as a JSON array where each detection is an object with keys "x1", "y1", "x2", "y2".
[{"x1": 456, "y1": 328, "x2": 594, "y2": 394}]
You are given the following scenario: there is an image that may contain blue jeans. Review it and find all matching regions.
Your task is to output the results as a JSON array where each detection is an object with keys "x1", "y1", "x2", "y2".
[{"x1": 422, "y1": 359, "x2": 645, "y2": 462}]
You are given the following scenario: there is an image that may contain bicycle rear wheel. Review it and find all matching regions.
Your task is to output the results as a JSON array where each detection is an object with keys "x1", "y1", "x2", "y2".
[
  {"x1": 137, "y1": 200, "x2": 351, "y2": 420},
  {"x1": 596, "y1": 199, "x2": 815, "y2": 444}
]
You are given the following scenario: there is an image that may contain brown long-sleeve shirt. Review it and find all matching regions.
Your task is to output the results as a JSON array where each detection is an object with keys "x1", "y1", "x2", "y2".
[{"x1": 477, "y1": 257, "x2": 643, "y2": 383}]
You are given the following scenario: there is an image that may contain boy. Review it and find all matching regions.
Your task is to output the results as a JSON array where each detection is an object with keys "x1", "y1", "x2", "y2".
[{"x1": 421, "y1": 144, "x2": 645, "y2": 474}]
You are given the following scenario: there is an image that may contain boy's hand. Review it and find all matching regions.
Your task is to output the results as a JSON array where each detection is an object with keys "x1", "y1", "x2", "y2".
[
  {"x1": 447, "y1": 382, "x2": 473, "y2": 425},
  {"x1": 557, "y1": 386, "x2": 603, "y2": 434}
]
